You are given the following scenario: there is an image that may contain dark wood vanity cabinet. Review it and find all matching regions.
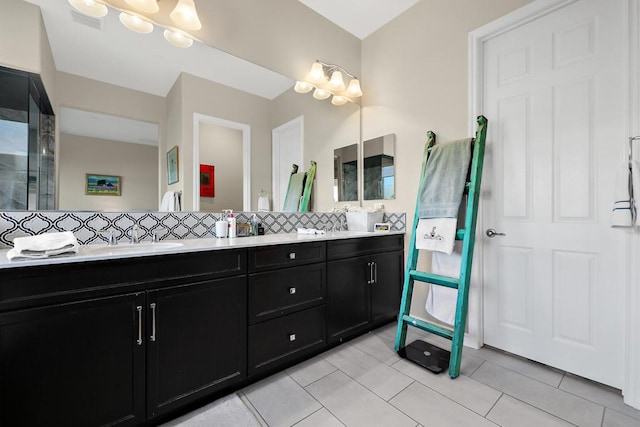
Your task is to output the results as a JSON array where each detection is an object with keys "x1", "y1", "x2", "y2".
[
  {"x1": 0, "y1": 249, "x2": 247, "y2": 426},
  {"x1": 326, "y1": 235, "x2": 404, "y2": 343},
  {"x1": 247, "y1": 243, "x2": 327, "y2": 375},
  {"x1": 0, "y1": 292, "x2": 146, "y2": 427},
  {"x1": 146, "y1": 276, "x2": 246, "y2": 418}
]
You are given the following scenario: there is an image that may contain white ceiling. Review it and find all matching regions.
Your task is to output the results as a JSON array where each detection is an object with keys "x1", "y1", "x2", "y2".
[{"x1": 299, "y1": 0, "x2": 420, "y2": 39}]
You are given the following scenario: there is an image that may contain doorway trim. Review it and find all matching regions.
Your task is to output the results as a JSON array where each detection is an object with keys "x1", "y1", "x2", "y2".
[
  {"x1": 468, "y1": 0, "x2": 640, "y2": 407},
  {"x1": 193, "y1": 113, "x2": 251, "y2": 211}
]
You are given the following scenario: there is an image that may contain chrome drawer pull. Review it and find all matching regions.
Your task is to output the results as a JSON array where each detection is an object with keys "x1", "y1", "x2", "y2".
[
  {"x1": 136, "y1": 306, "x2": 143, "y2": 346},
  {"x1": 150, "y1": 303, "x2": 157, "y2": 341},
  {"x1": 289, "y1": 333, "x2": 296, "y2": 342},
  {"x1": 289, "y1": 287, "x2": 296, "y2": 295},
  {"x1": 289, "y1": 252, "x2": 296, "y2": 260}
]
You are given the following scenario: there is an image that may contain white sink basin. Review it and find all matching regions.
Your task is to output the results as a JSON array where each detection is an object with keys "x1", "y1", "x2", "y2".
[{"x1": 83, "y1": 242, "x2": 184, "y2": 255}]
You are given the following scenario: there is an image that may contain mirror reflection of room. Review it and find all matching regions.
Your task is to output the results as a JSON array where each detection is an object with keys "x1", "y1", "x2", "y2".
[
  {"x1": 333, "y1": 144, "x2": 358, "y2": 203},
  {"x1": 363, "y1": 134, "x2": 395, "y2": 200}
]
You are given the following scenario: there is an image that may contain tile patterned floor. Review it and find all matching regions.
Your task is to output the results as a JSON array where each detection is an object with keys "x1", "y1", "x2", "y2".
[{"x1": 162, "y1": 323, "x2": 640, "y2": 427}]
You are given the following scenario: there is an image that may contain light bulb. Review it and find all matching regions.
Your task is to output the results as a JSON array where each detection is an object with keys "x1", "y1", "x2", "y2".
[
  {"x1": 328, "y1": 71, "x2": 346, "y2": 91},
  {"x1": 124, "y1": 0, "x2": 159, "y2": 13},
  {"x1": 331, "y1": 95, "x2": 349, "y2": 106},
  {"x1": 307, "y1": 62, "x2": 326, "y2": 84},
  {"x1": 119, "y1": 12, "x2": 154, "y2": 34},
  {"x1": 170, "y1": 0, "x2": 202, "y2": 31},
  {"x1": 68, "y1": 0, "x2": 108, "y2": 18},
  {"x1": 163, "y1": 29, "x2": 194, "y2": 48},
  {"x1": 294, "y1": 81, "x2": 313, "y2": 93},
  {"x1": 347, "y1": 78, "x2": 363, "y2": 97},
  {"x1": 313, "y1": 88, "x2": 331, "y2": 100}
]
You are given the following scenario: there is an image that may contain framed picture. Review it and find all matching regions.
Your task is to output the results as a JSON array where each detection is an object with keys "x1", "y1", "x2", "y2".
[
  {"x1": 86, "y1": 174, "x2": 121, "y2": 196},
  {"x1": 200, "y1": 164, "x2": 215, "y2": 197},
  {"x1": 167, "y1": 146, "x2": 179, "y2": 185}
]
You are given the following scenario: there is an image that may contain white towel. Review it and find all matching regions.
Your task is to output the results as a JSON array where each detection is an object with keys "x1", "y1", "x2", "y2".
[
  {"x1": 160, "y1": 191, "x2": 181, "y2": 211},
  {"x1": 611, "y1": 161, "x2": 640, "y2": 227},
  {"x1": 297, "y1": 228, "x2": 325, "y2": 235},
  {"x1": 7, "y1": 231, "x2": 79, "y2": 260},
  {"x1": 425, "y1": 242, "x2": 462, "y2": 325},
  {"x1": 415, "y1": 218, "x2": 457, "y2": 254}
]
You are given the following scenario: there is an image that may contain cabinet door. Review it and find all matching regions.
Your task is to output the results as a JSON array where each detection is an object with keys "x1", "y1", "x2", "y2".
[
  {"x1": 0, "y1": 293, "x2": 145, "y2": 427},
  {"x1": 146, "y1": 276, "x2": 247, "y2": 418},
  {"x1": 370, "y1": 251, "x2": 403, "y2": 326},
  {"x1": 327, "y1": 255, "x2": 369, "y2": 343}
]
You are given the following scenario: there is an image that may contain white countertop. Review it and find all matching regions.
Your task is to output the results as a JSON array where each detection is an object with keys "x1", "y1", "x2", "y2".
[{"x1": 0, "y1": 231, "x2": 405, "y2": 270}]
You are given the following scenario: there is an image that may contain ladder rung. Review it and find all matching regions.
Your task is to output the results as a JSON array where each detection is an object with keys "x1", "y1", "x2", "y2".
[
  {"x1": 409, "y1": 270, "x2": 459, "y2": 289},
  {"x1": 455, "y1": 229, "x2": 466, "y2": 240},
  {"x1": 401, "y1": 315, "x2": 454, "y2": 340}
]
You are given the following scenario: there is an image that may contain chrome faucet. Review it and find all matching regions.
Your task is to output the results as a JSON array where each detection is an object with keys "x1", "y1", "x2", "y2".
[
  {"x1": 129, "y1": 224, "x2": 140, "y2": 244},
  {"x1": 104, "y1": 229, "x2": 117, "y2": 246}
]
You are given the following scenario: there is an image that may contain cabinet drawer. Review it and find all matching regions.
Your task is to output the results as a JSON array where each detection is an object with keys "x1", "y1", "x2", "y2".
[
  {"x1": 249, "y1": 263, "x2": 325, "y2": 324},
  {"x1": 248, "y1": 305, "x2": 326, "y2": 375},
  {"x1": 248, "y1": 242, "x2": 325, "y2": 272},
  {"x1": 327, "y1": 235, "x2": 404, "y2": 260}
]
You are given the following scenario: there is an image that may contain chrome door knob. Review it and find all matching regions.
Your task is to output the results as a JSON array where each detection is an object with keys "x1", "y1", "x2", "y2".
[{"x1": 486, "y1": 228, "x2": 506, "y2": 238}]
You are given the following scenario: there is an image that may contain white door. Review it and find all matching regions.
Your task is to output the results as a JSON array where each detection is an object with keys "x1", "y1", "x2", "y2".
[
  {"x1": 272, "y1": 116, "x2": 304, "y2": 211},
  {"x1": 482, "y1": 0, "x2": 626, "y2": 388}
]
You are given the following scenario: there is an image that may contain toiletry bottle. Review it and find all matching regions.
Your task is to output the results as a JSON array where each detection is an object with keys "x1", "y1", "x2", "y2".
[
  {"x1": 250, "y1": 214, "x2": 259, "y2": 236},
  {"x1": 227, "y1": 210, "x2": 237, "y2": 238}
]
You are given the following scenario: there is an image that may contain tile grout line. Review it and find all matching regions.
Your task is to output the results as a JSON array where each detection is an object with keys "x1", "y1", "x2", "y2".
[
  {"x1": 385, "y1": 379, "x2": 416, "y2": 402},
  {"x1": 482, "y1": 392, "x2": 504, "y2": 418},
  {"x1": 237, "y1": 390, "x2": 270, "y2": 427},
  {"x1": 600, "y1": 407, "x2": 606, "y2": 427},
  {"x1": 498, "y1": 394, "x2": 581, "y2": 427}
]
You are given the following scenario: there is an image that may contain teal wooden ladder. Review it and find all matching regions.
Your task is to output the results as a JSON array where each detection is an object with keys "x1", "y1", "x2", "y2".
[{"x1": 394, "y1": 115, "x2": 488, "y2": 378}]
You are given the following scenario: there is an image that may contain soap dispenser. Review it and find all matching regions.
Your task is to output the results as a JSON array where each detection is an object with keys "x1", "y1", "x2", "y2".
[{"x1": 227, "y1": 210, "x2": 237, "y2": 238}]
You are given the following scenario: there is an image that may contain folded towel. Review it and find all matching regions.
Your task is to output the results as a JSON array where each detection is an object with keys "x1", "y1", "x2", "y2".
[
  {"x1": 415, "y1": 218, "x2": 457, "y2": 254},
  {"x1": 160, "y1": 191, "x2": 181, "y2": 211},
  {"x1": 611, "y1": 161, "x2": 640, "y2": 227},
  {"x1": 7, "y1": 231, "x2": 79, "y2": 260},
  {"x1": 297, "y1": 228, "x2": 325, "y2": 235},
  {"x1": 425, "y1": 241, "x2": 462, "y2": 325},
  {"x1": 418, "y1": 138, "x2": 472, "y2": 219}
]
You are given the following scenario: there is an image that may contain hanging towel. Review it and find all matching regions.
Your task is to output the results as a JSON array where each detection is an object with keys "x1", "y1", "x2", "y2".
[
  {"x1": 283, "y1": 172, "x2": 305, "y2": 212},
  {"x1": 425, "y1": 241, "x2": 462, "y2": 325},
  {"x1": 416, "y1": 138, "x2": 472, "y2": 252},
  {"x1": 415, "y1": 218, "x2": 457, "y2": 254},
  {"x1": 611, "y1": 161, "x2": 640, "y2": 227},
  {"x1": 418, "y1": 138, "x2": 472, "y2": 219},
  {"x1": 7, "y1": 231, "x2": 79, "y2": 260},
  {"x1": 160, "y1": 191, "x2": 181, "y2": 211}
]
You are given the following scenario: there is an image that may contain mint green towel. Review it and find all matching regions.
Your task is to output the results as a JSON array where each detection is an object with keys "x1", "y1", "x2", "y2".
[
  {"x1": 419, "y1": 138, "x2": 472, "y2": 218},
  {"x1": 283, "y1": 172, "x2": 305, "y2": 212}
]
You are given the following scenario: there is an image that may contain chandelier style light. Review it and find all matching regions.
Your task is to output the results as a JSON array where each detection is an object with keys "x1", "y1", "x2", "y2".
[
  {"x1": 294, "y1": 60, "x2": 363, "y2": 106},
  {"x1": 67, "y1": 0, "x2": 202, "y2": 48}
]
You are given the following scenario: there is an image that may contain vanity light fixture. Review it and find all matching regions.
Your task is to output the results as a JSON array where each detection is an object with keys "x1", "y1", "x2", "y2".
[
  {"x1": 67, "y1": 0, "x2": 203, "y2": 48},
  {"x1": 294, "y1": 60, "x2": 363, "y2": 105}
]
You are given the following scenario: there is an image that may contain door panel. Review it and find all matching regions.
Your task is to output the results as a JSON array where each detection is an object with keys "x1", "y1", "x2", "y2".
[{"x1": 483, "y1": 0, "x2": 625, "y2": 388}]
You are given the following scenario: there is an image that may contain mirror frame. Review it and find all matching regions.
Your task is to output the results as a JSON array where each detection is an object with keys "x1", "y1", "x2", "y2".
[{"x1": 192, "y1": 113, "x2": 251, "y2": 211}]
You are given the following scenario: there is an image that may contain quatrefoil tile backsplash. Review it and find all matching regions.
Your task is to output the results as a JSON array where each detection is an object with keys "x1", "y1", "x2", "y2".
[{"x1": 0, "y1": 211, "x2": 406, "y2": 248}]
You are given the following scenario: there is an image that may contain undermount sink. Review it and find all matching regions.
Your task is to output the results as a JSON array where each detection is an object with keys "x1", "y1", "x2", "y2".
[{"x1": 83, "y1": 242, "x2": 184, "y2": 255}]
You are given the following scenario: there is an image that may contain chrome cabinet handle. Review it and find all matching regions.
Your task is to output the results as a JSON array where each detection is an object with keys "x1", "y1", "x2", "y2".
[
  {"x1": 136, "y1": 306, "x2": 143, "y2": 345},
  {"x1": 289, "y1": 287, "x2": 296, "y2": 295},
  {"x1": 289, "y1": 252, "x2": 296, "y2": 260},
  {"x1": 368, "y1": 262, "x2": 374, "y2": 284},
  {"x1": 289, "y1": 333, "x2": 296, "y2": 342},
  {"x1": 373, "y1": 262, "x2": 377, "y2": 284},
  {"x1": 150, "y1": 303, "x2": 157, "y2": 341},
  {"x1": 486, "y1": 228, "x2": 506, "y2": 238}
]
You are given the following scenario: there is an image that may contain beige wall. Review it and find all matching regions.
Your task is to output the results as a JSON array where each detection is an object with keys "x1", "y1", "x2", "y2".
[
  {"x1": 56, "y1": 72, "x2": 166, "y2": 207},
  {"x1": 361, "y1": 0, "x2": 533, "y2": 319},
  {"x1": 198, "y1": 124, "x2": 243, "y2": 212},
  {"x1": 59, "y1": 134, "x2": 158, "y2": 211},
  {"x1": 177, "y1": 73, "x2": 272, "y2": 211}
]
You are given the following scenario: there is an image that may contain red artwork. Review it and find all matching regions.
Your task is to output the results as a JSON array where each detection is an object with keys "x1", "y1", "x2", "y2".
[{"x1": 200, "y1": 164, "x2": 215, "y2": 197}]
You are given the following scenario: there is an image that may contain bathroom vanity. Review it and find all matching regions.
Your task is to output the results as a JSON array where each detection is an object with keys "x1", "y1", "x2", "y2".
[{"x1": 0, "y1": 232, "x2": 403, "y2": 426}]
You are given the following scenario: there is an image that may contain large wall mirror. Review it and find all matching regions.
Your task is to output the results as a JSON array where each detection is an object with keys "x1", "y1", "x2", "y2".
[
  {"x1": 363, "y1": 134, "x2": 395, "y2": 201},
  {"x1": 6, "y1": 0, "x2": 361, "y2": 213}
]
